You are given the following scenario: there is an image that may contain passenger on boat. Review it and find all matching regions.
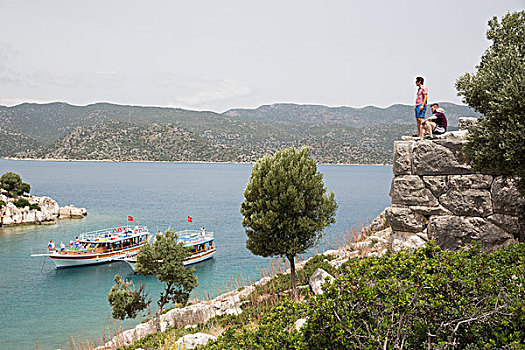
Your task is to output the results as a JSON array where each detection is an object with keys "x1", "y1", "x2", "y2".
[
  {"x1": 60, "y1": 242, "x2": 66, "y2": 252},
  {"x1": 201, "y1": 227, "x2": 206, "y2": 236},
  {"x1": 48, "y1": 240, "x2": 55, "y2": 252},
  {"x1": 75, "y1": 237, "x2": 80, "y2": 247}
]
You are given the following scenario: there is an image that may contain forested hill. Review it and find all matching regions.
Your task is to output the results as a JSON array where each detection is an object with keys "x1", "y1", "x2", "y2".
[{"x1": 0, "y1": 102, "x2": 479, "y2": 164}]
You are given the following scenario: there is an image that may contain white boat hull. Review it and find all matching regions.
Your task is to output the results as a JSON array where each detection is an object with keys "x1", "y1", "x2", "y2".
[
  {"x1": 124, "y1": 248, "x2": 216, "y2": 272},
  {"x1": 50, "y1": 248, "x2": 139, "y2": 269}
]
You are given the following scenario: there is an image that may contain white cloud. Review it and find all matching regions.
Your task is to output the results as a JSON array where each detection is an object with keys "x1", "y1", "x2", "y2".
[{"x1": 166, "y1": 78, "x2": 251, "y2": 108}]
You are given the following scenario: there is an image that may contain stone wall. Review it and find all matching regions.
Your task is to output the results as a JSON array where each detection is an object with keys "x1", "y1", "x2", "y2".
[{"x1": 386, "y1": 118, "x2": 523, "y2": 251}]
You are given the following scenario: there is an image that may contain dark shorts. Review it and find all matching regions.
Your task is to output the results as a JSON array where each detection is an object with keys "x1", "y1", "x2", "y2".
[{"x1": 415, "y1": 104, "x2": 426, "y2": 119}]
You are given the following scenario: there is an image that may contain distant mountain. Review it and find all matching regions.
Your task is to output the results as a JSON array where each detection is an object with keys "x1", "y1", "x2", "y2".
[
  {"x1": 223, "y1": 102, "x2": 480, "y2": 127},
  {"x1": 0, "y1": 102, "x2": 480, "y2": 164}
]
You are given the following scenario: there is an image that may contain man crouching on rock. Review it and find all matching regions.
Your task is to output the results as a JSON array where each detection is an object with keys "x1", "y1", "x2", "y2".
[{"x1": 422, "y1": 103, "x2": 447, "y2": 139}]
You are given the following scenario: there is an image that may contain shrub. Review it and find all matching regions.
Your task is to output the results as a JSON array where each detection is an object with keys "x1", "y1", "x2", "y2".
[
  {"x1": 303, "y1": 242, "x2": 525, "y2": 349},
  {"x1": 0, "y1": 200, "x2": 5, "y2": 209},
  {"x1": 13, "y1": 198, "x2": 31, "y2": 208},
  {"x1": 206, "y1": 300, "x2": 308, "y2": 350},
  {"x1": 29, "y1": 203, "x2": 41, "y2": 211}
]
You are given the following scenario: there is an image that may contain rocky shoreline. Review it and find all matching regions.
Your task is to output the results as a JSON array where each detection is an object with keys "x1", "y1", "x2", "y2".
[{"x1": 0, "y1": 191, "x2": 87, "y2": 227}]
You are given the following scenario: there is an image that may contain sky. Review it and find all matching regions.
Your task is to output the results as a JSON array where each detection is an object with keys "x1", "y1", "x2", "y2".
[{"x1": 0, "y1": 0, "x2": 523, "y2": 112}]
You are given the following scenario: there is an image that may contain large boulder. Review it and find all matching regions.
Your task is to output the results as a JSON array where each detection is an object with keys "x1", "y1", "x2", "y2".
[
  {"x1": 393, "y1": 141, "x2": 414, "y2": 175},
  {"x1": 458, "y1": 117, "x2": 478, "y2": 131},
  {"x1": 390, "y1": 175, "x2": 439, "y2": 207},
  {"x1": 309, "y1": 268, "x2": 334, "y2": 295},
  {"x1": 422, "y1": 175, "x2": 449, "y2": 198},
  {"x1": 449, "y1": 174, "x2": 493, "y2": 190},
  {"x1": 390, "y1": 230, "x2": 427, "y2": 252},
  {"x1": 439, "y1": 188, "x2": 492, "y2": 217},
  {"x1": 428, "y1": 215, "x2": 515, "y2": 250},
  {"x1": 385, "y1": 206, "x2": 427, "y2": 232},
  {"x1": 413, "y1": 139, "x2": 472, "y2": 175},
  {"x1": 175, "y1": 333, "x2": 217, "y2": 349},
  {"x1": 491, "y1": 177, "x2": 524, "y2": 216}
]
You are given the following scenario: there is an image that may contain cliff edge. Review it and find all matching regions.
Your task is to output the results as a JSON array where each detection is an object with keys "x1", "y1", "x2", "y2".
[{"x1": 386, "y1": 117, "x2": 524, "y2": 251}]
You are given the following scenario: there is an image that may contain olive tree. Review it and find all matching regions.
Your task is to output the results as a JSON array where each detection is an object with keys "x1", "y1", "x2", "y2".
[
  {"x1": 0, "y1": 172, "x2": 31, "y2": 196},
  {"x1": 456, "y1": 11, "x2": 525, "y2": 194},
  {"x1": 108, "y1": 230, "x2": 198, "y2": 332},
  {"x1": 241, "y1": 146, "x2": 337, "y2": 300}
]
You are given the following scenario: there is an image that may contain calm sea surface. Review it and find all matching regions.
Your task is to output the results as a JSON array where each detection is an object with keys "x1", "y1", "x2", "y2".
[{"x1": 0, "y1": 159, "x2": 392, "y2": 349}]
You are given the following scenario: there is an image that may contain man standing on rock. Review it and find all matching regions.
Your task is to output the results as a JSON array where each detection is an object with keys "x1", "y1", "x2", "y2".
[{"x1": 414, "y1": 76, "x2": 428, "y2": 139}]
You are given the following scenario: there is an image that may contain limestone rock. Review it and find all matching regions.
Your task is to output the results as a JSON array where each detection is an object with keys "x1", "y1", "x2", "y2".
[
  {"x1": 385, "y1": 206, "x2": 427, "y2": 233},
  {"x1": 390, "y1": 175, "x2": 439, "y2": 206},
  {"x1": 422, "y1": 176, "x2": 449, "y2": 197},
  {"x1": 369, "y1": 209, "x2": 388, "y2": 232},
  {"x1": 413, "y1": 139, "x2": 472, "y2": 175},
  {"x1": 175, "y1": 333, "x2": 216, "y2": 349},
  {"x1": 449, "y1": 174, "x2": 493, "y2": 190},
  {"x1": 410, "y1": 205, "x2": 451, "y2": 216},
  {"x1": 440, "y1": 188, "x2": 492, "y2": 217},
  {"x1": 393, "y1": 141, "x2": 414, "y2": 175},
  {"x1": 432, "y1": 130, "x2": 469, "y2": 152},
  {"x1": 428, "y1": 215, "x2": 515, "y2": 251},
  {"x1": 488, "y1": 214, "x2": 519, "y2": 236},
  {"x1": 491, "y1": 177, "x2": 524, "y2": 216},
  {"x1": 458, "y1": 117, "x2": 478, "y2": 131},
  {"x1": 309, "y1": 268, "x2": 335, "y2": 295},
  {"x1": 390, "y1": 231, "x2": 427, "y2": 252},
  {"x1": 294, "y1": 318, "x2": 308, "y2": 332}
]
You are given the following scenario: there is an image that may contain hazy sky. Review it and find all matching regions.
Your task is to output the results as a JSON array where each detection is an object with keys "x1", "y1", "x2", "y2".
[{"x1": 0, "y1": 0, "x2": 523, "y2": 112}]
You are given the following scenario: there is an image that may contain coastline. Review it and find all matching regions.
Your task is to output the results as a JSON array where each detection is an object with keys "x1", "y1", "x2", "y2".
[{"x1": 2, "y1": 157, "x2": 391, "y2": 167}]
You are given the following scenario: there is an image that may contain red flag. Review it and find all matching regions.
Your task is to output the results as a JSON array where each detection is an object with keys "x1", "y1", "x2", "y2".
[
  {"x1": 187, "y1": 216, "x2": 192, "y2": 223},
  {"x1": 128, "y1": 216, "x2": 133, "y2": 221}
]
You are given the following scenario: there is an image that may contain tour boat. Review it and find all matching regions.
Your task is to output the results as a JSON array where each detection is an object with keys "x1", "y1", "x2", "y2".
[
  {"x1": 124, "y1": 229, "x2": 216, "y2": 271},
  {"x1": 32, "y1": 225, "x2": 151, "y2": 269}
]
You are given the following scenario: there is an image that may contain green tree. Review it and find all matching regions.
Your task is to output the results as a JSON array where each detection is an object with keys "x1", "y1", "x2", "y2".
[
  {"x1": 108, "y1": 230, "x2": 198, "y2": 332},
  {"x1": 0, "y1": 172, "x2": 24, "y2": 196},
  {"x1": 456, "y1": 11, "x2": 525, "y2": 194},
  {"x1": 241, "y1": 146, "x2": 337, "y2": 300}
]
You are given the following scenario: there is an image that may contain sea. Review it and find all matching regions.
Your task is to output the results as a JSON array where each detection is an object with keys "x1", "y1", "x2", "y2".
[{"x1": 0, "y1": 159, "x2": 393, "y2": 350}]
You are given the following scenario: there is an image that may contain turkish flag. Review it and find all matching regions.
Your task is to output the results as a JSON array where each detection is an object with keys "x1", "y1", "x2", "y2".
[
  {"x1": 128, "y1": 216, "x2": 133, "y2": 221},
  {"x1": 187, "y1": 216, "x2": 193, "y2": 223}
]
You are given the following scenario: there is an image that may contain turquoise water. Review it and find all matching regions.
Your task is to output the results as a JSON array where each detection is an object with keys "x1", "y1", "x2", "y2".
[{"x1": 0, "y1": 159, "x2": 392, "y2": 349}]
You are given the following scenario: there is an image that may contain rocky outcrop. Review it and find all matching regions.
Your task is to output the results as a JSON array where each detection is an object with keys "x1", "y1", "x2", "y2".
[
  {"x1": 387, "y1": 119, "x2": 523, "y2": 251},
  {"x1": 176, "y1": 333, "x2": 217, "y2": 349},
  {"x1": 309, "y1": 268, "x2": 335, "y2": 295},
  {"x1": 0, "y1": 192, "x2": 87, "y2": 226}
]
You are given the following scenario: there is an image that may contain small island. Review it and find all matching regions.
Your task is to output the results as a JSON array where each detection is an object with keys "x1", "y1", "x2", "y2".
[{"x1": 0, "y1": 172, "x2": 87, "y2": 227}]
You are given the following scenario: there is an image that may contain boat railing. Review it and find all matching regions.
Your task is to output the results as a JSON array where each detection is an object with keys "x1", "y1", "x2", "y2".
[
  {"x1": 175, "y1": 229, "x2": 214, "y2": 240},
  {"x1": 79, "y1": 225, "x2": 148, "y2": 240},
  {"x1": 31, "y1": 248, "x2": 52, "y2": 256}
]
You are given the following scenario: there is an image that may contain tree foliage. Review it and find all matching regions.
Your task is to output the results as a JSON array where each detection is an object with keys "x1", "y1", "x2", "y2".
[
  {"x1": 108, "y1": 230, "x2": 198, "y2": 332},
  {"x1": 0, "y1": 172, "x2": 31, "y2": 196},
  {"x1": 241, "y1": 146, "x2": 337, "y2": 299},
  {"x1": 107, "y1": 275, "x2": 149, "y2": 320},
  {"x1": 456, "y1": 11, "x2": 525, "y2": 194}
]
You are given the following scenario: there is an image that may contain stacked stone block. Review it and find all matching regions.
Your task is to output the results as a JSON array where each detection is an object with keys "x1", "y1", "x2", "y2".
[{"x1": 386, "y1": 118, "x2": 523, "y2": 251}]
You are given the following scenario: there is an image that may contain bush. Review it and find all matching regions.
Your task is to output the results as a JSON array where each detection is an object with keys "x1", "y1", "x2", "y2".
[
  {"x1": 13, "y1": 198, "x2": 31, "y2": 208},
  {"x1": 302, "y1": 242, "x2": 525, "y2": 349},
  {"x1": 0, "y1": 200, "x2": 5, "y2": 209},
  {"x1": 29, "y1": 203, "x2": 41, "y2": 211},
  {"x1": 206, "y1": 300, "x2": 308, "y2": 350}
]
